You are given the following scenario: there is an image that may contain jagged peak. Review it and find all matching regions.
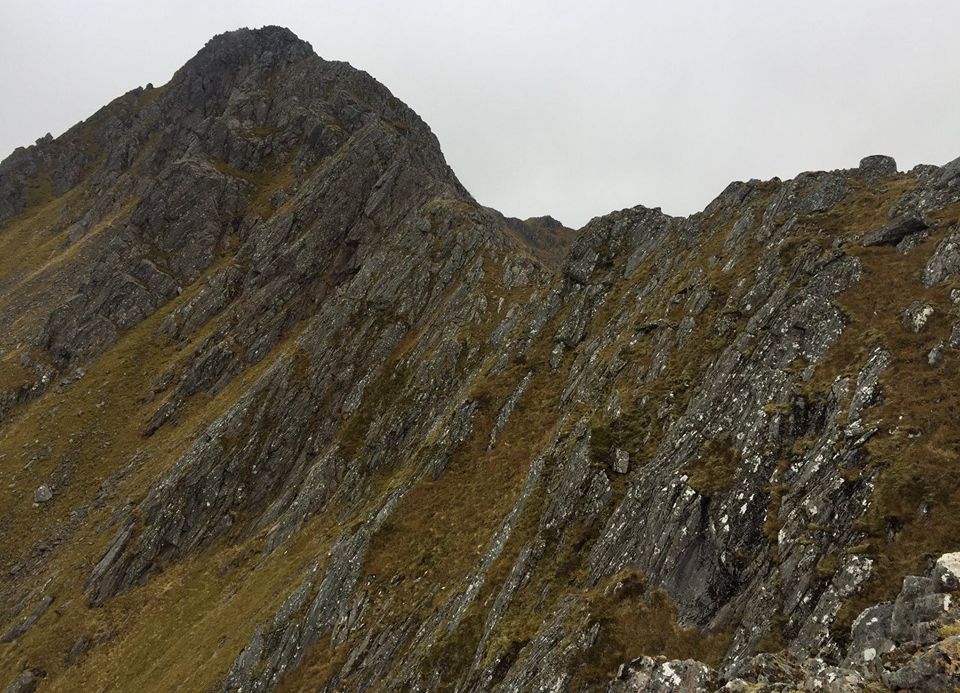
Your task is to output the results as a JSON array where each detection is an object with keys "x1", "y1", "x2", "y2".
[
  {"x1": 168, "y1": 25, "x2": 316, "y2": 96},
  {"x1": 196, "y1": 25, "x2": 314, "y2": 65}
]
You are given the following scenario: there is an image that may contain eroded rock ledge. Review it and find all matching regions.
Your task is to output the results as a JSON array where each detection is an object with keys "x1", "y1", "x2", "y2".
[{"x1": 612, "y1": 552, "x2": 960, "y2": 692}]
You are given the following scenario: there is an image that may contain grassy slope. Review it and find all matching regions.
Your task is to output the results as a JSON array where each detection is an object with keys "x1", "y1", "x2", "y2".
[{"x1": 3, "y1": 166, "x2": 960, "y2": 691}]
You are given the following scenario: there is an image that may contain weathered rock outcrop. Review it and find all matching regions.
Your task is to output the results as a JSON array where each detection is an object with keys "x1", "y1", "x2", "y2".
[
  {"x1": 3, "y1": 26, "x2": 960, "y2": 693},
  {"x1": 608, "y1": 553, "x2": 960, "y2": 691}
]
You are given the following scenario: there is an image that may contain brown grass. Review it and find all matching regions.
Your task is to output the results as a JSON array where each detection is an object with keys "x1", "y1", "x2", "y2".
[
  {"x1": 685, "y1": 434, "x2": 739, "y2": 498},
  {"x1": 0, "y1": 256, "x2": 309, "y2": 688},
  {"x1": 574, "y1": 569, "x2": 731, "y2": 685},
  {"x1": 784, "y1": 180, "x2": 960, "y2": 639}
]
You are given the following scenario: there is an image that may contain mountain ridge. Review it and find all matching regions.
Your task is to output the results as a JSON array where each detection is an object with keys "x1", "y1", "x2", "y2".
[{"x1": 3, "y1": 25, "x2": 960, "y2": 692}]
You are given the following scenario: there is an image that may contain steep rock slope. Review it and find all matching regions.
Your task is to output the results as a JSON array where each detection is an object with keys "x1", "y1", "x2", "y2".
[{"x1": 2, "y1": 27, "x2": 960, "y2": 692}]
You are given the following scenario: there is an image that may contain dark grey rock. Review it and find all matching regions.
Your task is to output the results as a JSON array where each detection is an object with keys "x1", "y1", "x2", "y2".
[
  {"x1": 613, "y1": 448, "x2": 630, "y2": 474},
  {"x1": 950, "y1": 323, "x2": 960, "y2": 349},
  {"x1": 1, "y1": 596, "x2": 53, "y2": 643},
  {"x1": 66, "y1": 636, "x2": 91, "y2": 665},
  {"x1": 923, "y1": 227, "x2": 960, "y2": 286},
  {"x1": 796, "y1": 172, "x2": 850, "y2": 213},
  {"x1": 900, "y1": 301, "x2": 934, "y2": 333},
  {"x1": 488, "y1": 372, "x2": 532, "y2": 450},
  {"x1": 858, "y1": 154, "x2": 898, "y2": 180},
  {"x1": 882, "y1": 636, "x2": 960, "y2": 692},
  {"x1": 928, "y1": 343, "x2": 944, "y2": 367},
  {"x1": 4, "y1": 670, "x2": 39, "y2": 693},
  {"x1": 937, "y1": 155, "x2": 960, "y2": 186},
  {"x1": 861, "y1": 213, "x2": 927, "y2": 247},
  {"x1": 32, "y1": 485, "x2": 52, "y2": 504},
  {"x1": 847, "y1": 602, "x2": 895, "y2": 666},
  {"x1": 610, "y1": 656, "x2": 720, "y2": 692},
  {"x1": 896, "y1": 229, "x2": 930, "y2": 254}
]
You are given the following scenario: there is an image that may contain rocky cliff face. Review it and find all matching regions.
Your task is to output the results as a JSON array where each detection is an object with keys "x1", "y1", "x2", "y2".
[{"x1": 3, "y1": 26, "x2": 960, "y2": 692}]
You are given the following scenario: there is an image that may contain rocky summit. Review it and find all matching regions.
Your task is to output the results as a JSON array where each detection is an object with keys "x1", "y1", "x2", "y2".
[{"x1": 2, "y1": 25, "x2": 960, "y2": 692}]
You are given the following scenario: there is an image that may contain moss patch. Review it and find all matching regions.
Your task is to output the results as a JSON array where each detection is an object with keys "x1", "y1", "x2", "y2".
[{"x1": 685, "y1": 434, "x2": 738, "y2": 497}]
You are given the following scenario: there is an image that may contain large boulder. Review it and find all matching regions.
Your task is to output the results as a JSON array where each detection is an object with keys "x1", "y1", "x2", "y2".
[
  {"x1": 861, "y1": 213, "x2": 927, "y2": 247},
  {"x1": 858, "y1": 154, "x2": 898, "y2": 180},
  {"x1": 610, "y1": 657, "x2": 720, "y2": 692},
  {"x1": 883, "y1": 636, "x2": 960, "y2": 692}
]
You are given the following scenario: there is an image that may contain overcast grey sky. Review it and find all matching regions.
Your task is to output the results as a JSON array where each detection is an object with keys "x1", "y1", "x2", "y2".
[{"x1": 2, "y1": 1, "x2": 959, "y2": 228}]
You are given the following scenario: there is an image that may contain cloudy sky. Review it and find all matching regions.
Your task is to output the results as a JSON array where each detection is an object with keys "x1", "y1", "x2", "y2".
[{"x1": 2, "y1": 1, "x2": 959, "y2": 227}]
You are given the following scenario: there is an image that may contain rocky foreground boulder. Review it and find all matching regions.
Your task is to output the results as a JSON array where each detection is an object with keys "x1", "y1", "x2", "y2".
[
  {"x1": 3, "y1": 26, "x2": 960, "y2": 691},
  {"x1": 613, "y1": 553, "x2": 960, "y2": 691}
]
